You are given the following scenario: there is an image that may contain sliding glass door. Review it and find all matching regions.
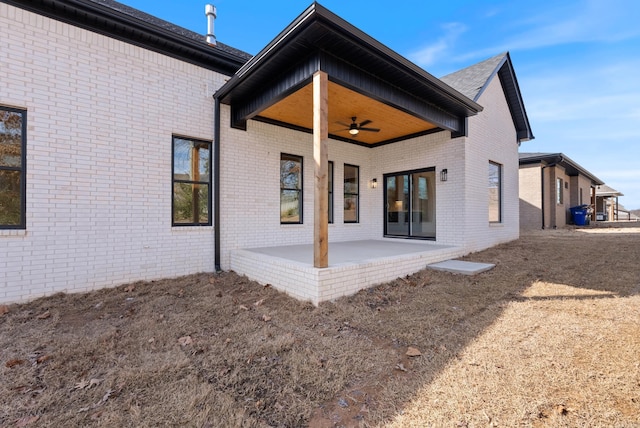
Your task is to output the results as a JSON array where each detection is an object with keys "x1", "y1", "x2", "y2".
[{"x1": 384, "y1": 168, "x2": 436, "y2": 239}]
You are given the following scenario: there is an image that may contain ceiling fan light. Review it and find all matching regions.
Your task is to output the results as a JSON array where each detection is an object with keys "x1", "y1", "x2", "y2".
[{"x1": 349, "y1": 128, "x2": 359, "y2": 135}]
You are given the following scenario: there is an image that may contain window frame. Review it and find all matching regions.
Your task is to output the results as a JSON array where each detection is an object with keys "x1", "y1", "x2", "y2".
[
  {"x1": 280, "y1": 153, "x2": 303, "y2": 225},
  {"x1": 488, "y1": 161, "x2": 502, "y2": 223},
  {"x1": 0, "y1": 106, "x2": 27, "y2": 230},
  {"x1": 343, "y1": 163, "x2": 359, "y2": 223},
  {"x1": 556, "y1": 178, "x2": 564, "y2": 205},
  {"x1": 328, "y1": 161, "x2": 334, "y2": 224},
  {"x1": 171, "y1": 135, "x2": 212, "y2": 227}
]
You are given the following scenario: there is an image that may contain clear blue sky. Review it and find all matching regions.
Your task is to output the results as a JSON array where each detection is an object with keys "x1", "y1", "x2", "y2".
[{"x1": 121, "y1": 0, "x2": 640, "y2": 210}]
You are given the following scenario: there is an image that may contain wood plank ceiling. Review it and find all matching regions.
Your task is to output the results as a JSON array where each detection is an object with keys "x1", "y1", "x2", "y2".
[{"x1": 258, "y1": 81, "x2": 439, "y2": 145}]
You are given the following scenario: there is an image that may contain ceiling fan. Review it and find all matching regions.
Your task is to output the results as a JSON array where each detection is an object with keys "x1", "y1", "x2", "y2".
[{"x1": 336, "y1": 117, "x2": 380, "y2": 136}]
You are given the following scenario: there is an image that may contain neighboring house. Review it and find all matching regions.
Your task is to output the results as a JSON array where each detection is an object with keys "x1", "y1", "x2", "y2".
[
  {"x1": 595, "y1": 184, "x2": 624, "y2": 221},
  {"x1": 1, "y1": 0, "x2": 533, "y2": 304},
  {"x1": 519, "y1": 153, "x2": 604, "y2": 229}
]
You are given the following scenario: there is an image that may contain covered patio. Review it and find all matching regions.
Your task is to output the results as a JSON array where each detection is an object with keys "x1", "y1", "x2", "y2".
[
  {"x1": 230, "y1": 239, "x2": 464, "y2": 305},
  {"x1": 214, "y1": 3, "x2": 481, "y2": 270}
]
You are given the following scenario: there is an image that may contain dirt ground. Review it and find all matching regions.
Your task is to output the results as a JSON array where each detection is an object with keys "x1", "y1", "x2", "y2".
[{"x1": 1, "y1": 223, "x2": 639, "y2": 427}]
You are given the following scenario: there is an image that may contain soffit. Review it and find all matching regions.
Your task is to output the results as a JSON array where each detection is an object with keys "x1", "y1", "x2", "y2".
[{"x1": 259, "y1": 81, "x2": 438, "y2": 145}]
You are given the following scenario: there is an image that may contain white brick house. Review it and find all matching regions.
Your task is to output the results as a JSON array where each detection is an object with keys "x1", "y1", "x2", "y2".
[{"x1": 0, "y1": 0, "x2": 533, "y2": 304}]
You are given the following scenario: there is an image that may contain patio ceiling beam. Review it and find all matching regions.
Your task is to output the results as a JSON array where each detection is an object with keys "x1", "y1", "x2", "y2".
[{"x1": 313, "y1": 71, "x2": 329, "y2": 268}]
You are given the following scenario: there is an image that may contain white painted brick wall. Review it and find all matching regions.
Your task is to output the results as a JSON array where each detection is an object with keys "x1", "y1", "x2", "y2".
[
  {"x1": 1, "y1": 3, "x2": 525, "y2": 304},
  {"x1": 0, "y1": 4, "x2": 225, "y2": 303},
  {"x1": 218, "y1": 112, "x2": 378, "y2": 268},
  {"x1": 462, "y1": 76, "x2": 520, "y2": 251}
]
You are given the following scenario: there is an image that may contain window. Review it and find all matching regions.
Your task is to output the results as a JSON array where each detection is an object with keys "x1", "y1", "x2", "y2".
[
  {"x1": 172, "y1": 136, "x2": 211, "y2": 226},
  {"x1": 0, "y1": 107, "x2": 26, "y2": 229},
  {"x1": 344, "y1": 164, "x2": 359, "y2": 223},
  {"x1": 556, "y1": 178, "x2": 563, "y2": 204},
  {"x1": 280, "y1": 153, "x2": 302, "y2": 224},
  {"x1": 328, "y1": 161, "x2": 334, "y2": 224},
  {"x1": 384, "y1": 168, "x2": 436, "y2": 239},
  {"x1": 488, "y1": 161, "x2": 502, "y2": 223}
]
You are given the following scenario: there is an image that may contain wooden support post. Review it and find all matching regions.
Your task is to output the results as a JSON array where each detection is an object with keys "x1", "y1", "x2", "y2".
[{"x1": 313, "y1": 71, "x2": 329, "y2": 268}]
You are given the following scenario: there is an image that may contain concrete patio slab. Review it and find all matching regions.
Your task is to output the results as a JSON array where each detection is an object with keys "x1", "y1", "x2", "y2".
[
  {"x1": 230, "y1": 239, "x2": 466, "y2": 304},
  {"x1": 427, "y1": 260, "x2": 495, "y2": 275},
  {"x1": 247, "y1": 239, "x2": 452, "y2": 266}
]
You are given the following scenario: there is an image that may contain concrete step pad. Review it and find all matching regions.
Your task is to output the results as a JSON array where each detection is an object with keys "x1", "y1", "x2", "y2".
[{"x1": 427, "y1": 260, "x2": 495, "y2": 275}]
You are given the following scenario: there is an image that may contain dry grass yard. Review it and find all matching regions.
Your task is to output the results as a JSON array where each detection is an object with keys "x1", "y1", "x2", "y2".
[{"x1": 1, "y1": 224, "x2": 639, "y2": 427}]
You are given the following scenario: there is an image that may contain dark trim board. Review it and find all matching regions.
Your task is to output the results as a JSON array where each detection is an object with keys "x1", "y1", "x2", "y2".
[
  {"x1": 4, "y1": 0, "x2": 249, "y2": 75},
  {"x1": 253, "y1": 116, "x2": 449, "y2": 148},
  {"x1": 215, "y1": 3, "x2": 481, "y2": 140}
]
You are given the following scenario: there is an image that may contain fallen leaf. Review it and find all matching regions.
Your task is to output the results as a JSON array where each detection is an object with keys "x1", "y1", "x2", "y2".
[
  {"x1": 5, "y1": 359, "x2": 25, "y2": 368},
  {"x1": 224, "y1": 338, "x2": 232, "y2": 344},
  {"x1": 209, "y1": 276, "x2": 216, "y2": 284},
  {"x1": 124, "y1": 284, "x2": 135, "y2": 293},
  {"x1": 90, "y1": 410, "x2": 104, "y2": 420},
  {"x1": 74, "y1": 379, "x2": 90, "y2": 390},
  {"x1": 101, "y1": 389, "x2": 113, "y2": 403},
  {"x1": 178, "y1": 336, "x2": 193, "y2": 347},
  {"x1": 36, "y1": 355, "x2": 52, "y2": 364},
  {"x1": 178, "y1": 288, "x2": 184, "y2": 297},
  {"x1": 0, "y1": 305, "x2": 9, "y2": 316},
  {"x1": 15, "y1": 415, "x2": 39, "y2": 427},
  {"x1": 254, "y1": 298, "x2": 265, "y2": 306},
  {"x1": 262, "y1": 314, "x2": 272, "y2": 322},
  {"x1": 239, "y1": 305, "x2": 249, "y2": 311},
  {"x1": 395, "y1": 363, "x2": 408, "y2": 372},
  {"x1": 406, "y1": 347, "x2": 422, "y2": 357},
  {"x1": 36, "y1": 311, "x2": 51, "y2": 319}
]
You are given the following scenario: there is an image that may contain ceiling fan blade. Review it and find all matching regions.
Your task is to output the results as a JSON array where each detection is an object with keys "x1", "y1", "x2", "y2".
[
  {"x1": 335, "y1": 121, "x2": 351, "y2": 128},
  {"x1": 359, "y1": 127, "x2": 380, "y2": 132},
  {"x1": 359, "y1": 119, "x2": 372, "y2": 127}
]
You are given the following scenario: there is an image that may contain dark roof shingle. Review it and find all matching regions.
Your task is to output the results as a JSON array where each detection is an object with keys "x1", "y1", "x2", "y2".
[
  {"x1": 440, "y1": 53, "x2": 506, "y2": 101},
  {"x1": 87, "y1": 0, "x2": 252, "y2": 60}
]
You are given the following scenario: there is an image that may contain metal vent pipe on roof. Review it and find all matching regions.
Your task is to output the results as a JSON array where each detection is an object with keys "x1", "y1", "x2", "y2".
[{"x1": 205, "y1": 4, "x2": 217, "y2": 46}]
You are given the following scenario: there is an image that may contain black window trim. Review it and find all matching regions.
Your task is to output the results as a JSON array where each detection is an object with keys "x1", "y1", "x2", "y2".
[
  {"x1": 171, "y1": 135, "x2": 212, "y2": 227},
  {"x1": 489, "y1": 160, "x2": 502, "y2": 223},
  {"x1": 280, "y1": 152, "x2": 303, "y2": 225},
  {"x1": 0, "y1": 105, "x2": 27, "y2": 230},
  {"x1": 328, "y1": 160, "x2": 334, "y2": 224},
  {"x1": 344, "y1": 163, "x2": 359, "y2": 224}
]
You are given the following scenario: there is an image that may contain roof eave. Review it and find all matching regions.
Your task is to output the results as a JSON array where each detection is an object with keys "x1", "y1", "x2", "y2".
[
  {"x1": 519, "y1": 153, "x2": 604, "y2": 185},
  {"x1": 5, "y1": 0, "x2": 249, "y2": 75},
  {"x1": 215, "y1": 2, "x2": 482, "y2": 116}
]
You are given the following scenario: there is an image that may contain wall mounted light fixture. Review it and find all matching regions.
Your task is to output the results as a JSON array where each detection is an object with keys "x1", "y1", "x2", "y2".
[
  {"x1": 440, "y1": 169, "x2": 448, "y2": 182},
  {"x1": 371, "y1": 178, "x2": 378, "y2": 189}
]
